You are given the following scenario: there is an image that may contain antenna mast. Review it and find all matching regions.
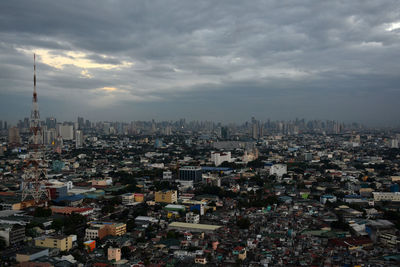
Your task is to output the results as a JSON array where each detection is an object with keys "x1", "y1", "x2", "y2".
[{"x1": 21, "y1": 54, "x2": 49, "y2": 204}]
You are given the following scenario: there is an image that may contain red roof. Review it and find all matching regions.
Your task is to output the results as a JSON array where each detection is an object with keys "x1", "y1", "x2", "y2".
[
  {"x1": 51, "y1": 207, "x2": 93, "y2": 215},
  {"x1": 0, "y1": 192, "x2": 15, "y2": 196},
  {"x1": 233, "y1": 246, "x2": 245, "y2": 251},
  {"x1": 329, "y1": 237, "x2": 372, "y2": 247}
]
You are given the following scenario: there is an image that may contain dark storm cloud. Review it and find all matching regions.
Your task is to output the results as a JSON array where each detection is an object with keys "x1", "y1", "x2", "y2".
[{"x1": 0, "y1": 0, "x2": 399, "y2": 125}]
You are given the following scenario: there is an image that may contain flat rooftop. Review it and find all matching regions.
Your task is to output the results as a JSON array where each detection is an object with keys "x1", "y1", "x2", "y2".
[{"x1": 168, "y1": 222, "x2": 222, "y2": 232}]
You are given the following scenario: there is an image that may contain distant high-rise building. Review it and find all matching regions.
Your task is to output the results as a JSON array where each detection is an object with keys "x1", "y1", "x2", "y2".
[
  {"x1": 57, "y1": 124, "x2": 74, "y2": 140},
  {"x1": 4, "y1": 121, "x2": 7, "y2": 130},
  {"x1": 54, "y1": 135, "x2": 63, "y2": 154},
  {"x1": 77, "y1": 117, "x2": 84, "y2": 130},
  {"x1": 164, "y1": 126, "x2": 172, "y2": 135},
  {"x1": 8, "y1": 126, "x2": 21, "y2": 146},
  {"x1": 221, "y1": 126, "x2": 229, "y2": 140},
  {"x1": 75, "y1": 130, "x2": 83, "y2": 148},
  {"x1": 46, "y1": 117, "x2": 57, "y2": 129},
  {"x1": 103, "y1": 122, "x2": 111, "y2": 135},
  {"x1": 151, "y1": 119, "x2": 156, "y2": 133},
  {"x1": 391, "y1": 139, "x2": 399, "y2": 149},
  {"x1": 0, "y1": 120, "x2": 3, "y2": 130},
  {"x1": 252, "y1": 121, "x2": 259, "y2": 139},
  {"x1": 43, "y1": 129, "x2": 57, "y2": 145},
  {"x1": 23, "y1": 117, "x2": 29, "y2": 129}
]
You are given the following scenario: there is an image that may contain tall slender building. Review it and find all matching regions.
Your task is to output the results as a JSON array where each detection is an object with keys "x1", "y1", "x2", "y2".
[
  {"x1": 8, "y1": 126, "x2": 21, "y2": 147},
  {"x1": 21, "y1": 54, "x2": 49, "y2": 204},
  {"x1": 75, "y1": 130, "x2": 83, "y2": 148}
]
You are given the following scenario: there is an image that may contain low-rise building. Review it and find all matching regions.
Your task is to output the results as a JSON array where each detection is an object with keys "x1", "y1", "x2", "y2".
[
  {"x1": 155, "y1": 190, "x2": 177, "y2": 204},
  {"x1": 372, "y1": 192, "x2": 400, "y2": 202},
  {"x1": 16, "y1": 248, "x2": 49, "y2": 263},
  {"x1": 0, "y1": 224, "x2": 25, "y2": 246},
  {"x1": 34, "y1": 235, "x2": 74, "y2": 251},
  {"x1": 122, "y1": 193, "x2": 144, "y2": 205},
  {"x1": 85, "y1": 221, "x2": 127, "y2": 240},
  {"x1": 186, "y1": 212, "x2": 200, "y2": 224},
  {"x1": 108, "y1": 247, "x2": 121, "y2": 261}
]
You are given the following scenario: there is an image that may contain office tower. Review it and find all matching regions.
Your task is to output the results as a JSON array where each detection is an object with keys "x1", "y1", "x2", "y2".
[
  {"x1": 179, "y1": 166, "x2": 202, "y2": 183},
  {"x1": 77, "y1": 117, "x2": 84, "y2": 130},
  {"x1": 103, "y1": 122, "x2": 111, "y2": 135},
  {"x1": 164, "y1": 125, "x2": 172, "y2": 135},
  {"x1": 151, "y1": 119, "x2": 156, "y2": 133},
  {"x1": 252, "y1": 121, "x2": 259, "y2": 139},
  {"x1": 23, "y1": 117, "x2": 29, "y2": 129},
  {"x1": 46, "y1": 117, "x2": 57, "y2": 129},
  {"x1": 221, "y1": 126, "x2": 229, "y2": 140},
  {"x1": 57, "y1": 124, "x2": 74, "y2": 140},
  {"x1": 43, "y1": 128, "x2": 57, "y2": 145},
  {"x1": 75, "y1": 130, "x2": 83, "y2": 148},
  {"x1": 4, "y1": 121, "x2": 7, "y2": 130},
  {"x1": 391, "y1": 139, "x2": 399, "y2": 149},
  {"x1": 54, "y1": 135, "x2": 63, "y2": 154},
  {"x1": 0, "y1": 120, "x2": 3, "y2": 130},
  {"x1": 8, "y1": 127, "x2": 21, "y2": 146}
]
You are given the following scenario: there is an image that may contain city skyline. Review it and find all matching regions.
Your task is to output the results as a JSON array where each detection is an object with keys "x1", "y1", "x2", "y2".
[{"x1": 1, "y1": 1, "x2": 400, "y2": 126}]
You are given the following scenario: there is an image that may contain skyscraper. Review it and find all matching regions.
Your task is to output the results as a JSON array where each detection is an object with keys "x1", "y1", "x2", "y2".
[
  {"x1": 8, "y1": 126, "x2": 21, "y2": 147},
  {"x1": 221, "y1": 126, "x2": 229, "y2": 140},
  {"x1": 57, "y1": 124, "x2": 74, "y2": 140},
  {"x1": 46, "y1": 117, "x2": 57, "y2": 129},
  {"x1": 75, "y1": 130, "x2": 83, "y2": 148},
  {"x1": 77, "y1": 117, "x2": 84, "y2": 130},
  {"x1": 251, "y1": 117, "x2": 260, "y2": 139}
]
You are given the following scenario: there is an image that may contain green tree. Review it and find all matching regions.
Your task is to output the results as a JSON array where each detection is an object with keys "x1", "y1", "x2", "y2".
[
  {"x1": 51, "y1": 218, "x2": 64, "y2": 232},
  {"x1": 0, "y1": 236, "x2": 7, "y2": 250},
  {"x1": 33, "y1": 207, "x2": 52, "y2": 217},
  {"x1": 121, "y1": 246, "x2": 131, "y2": 259},
  {"x1": 237, "y1": 217, "x2": 251, "y2": 229}
]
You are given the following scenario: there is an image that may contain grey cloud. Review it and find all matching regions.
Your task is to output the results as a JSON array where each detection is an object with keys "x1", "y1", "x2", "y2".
[{"x1": 0, "y1": 0, "x2": 399, "y2": 125}]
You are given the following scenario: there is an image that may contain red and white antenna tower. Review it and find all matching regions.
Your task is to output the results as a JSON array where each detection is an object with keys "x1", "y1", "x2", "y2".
[{"x1": 21, "y1": 54, "x2": 49, "y2": 204}]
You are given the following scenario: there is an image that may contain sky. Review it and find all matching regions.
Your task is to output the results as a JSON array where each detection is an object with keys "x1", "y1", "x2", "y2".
[{"x1": 0, "y1": 0, "x2": 400, "y2": 126}]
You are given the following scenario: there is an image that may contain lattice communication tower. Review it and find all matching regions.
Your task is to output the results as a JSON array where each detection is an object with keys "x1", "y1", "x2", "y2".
[{"x1": 21, "y1": 54, "x2": 49, "y2": 204}]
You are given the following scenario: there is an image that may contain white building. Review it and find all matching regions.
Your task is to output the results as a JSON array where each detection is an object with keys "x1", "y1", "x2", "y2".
[
  {"x1": 270, "y1": 164, "x2": 287, "y2": 178},
  {"x1": 373, "y1": 192, "x2": 400, "y2": 202},
  {"x1": 121, "y1": 193, "x2": 136, "y2": 205},
  {"x1": 163, "y1": 171, "x2": 172, "y2": 180},
  {"x1": 391, "y1": 139, "x2": 399, "y2": 148},
  {"x1": 57, "y1": 125, "x2": 74, "y2": 140},
  {"x1": 186, "y1": 212, "x2": 200, "y2": 224},
  {"x1": 211, "y1": 151, "x2": 232, "y2": 166},
  {"x1": 84, "y1": 226, "x2": 102, "y2": 240}
]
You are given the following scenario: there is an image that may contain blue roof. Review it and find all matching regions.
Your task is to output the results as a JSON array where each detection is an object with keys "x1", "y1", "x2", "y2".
[
  {"x1": 53, "y1": 194, "x2": 84, "y2": 202},
  {"x1": 201, "y1": 167, "x2": 232, "y2": 171},
  {"x1": 344, "y1": 195, "x2": 363, "y2": 198},
  {"x1": 321, "y1": 195, "x2": 336, "y2": 198}
]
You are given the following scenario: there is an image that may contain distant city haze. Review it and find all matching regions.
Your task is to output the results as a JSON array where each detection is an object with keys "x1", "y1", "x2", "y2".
[{"x1": 0, "y1": 1, "x2": 400, "y2": 126}]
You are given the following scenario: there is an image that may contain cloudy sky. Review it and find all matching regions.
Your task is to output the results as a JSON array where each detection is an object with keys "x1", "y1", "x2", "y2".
[{"x1": 0, "y1": 0, "x2": 400, "y2": 126}]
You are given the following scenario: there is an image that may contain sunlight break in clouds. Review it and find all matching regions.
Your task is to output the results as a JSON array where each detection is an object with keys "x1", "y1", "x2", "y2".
[
  {"x1": 80, "y1": 70, "x2": 93, "y2": 78},
  {"x1": 99, "y1": 87, "x2": 119, "y2": 92},
  {"x1": 17, "y1": 48, "x2": 133, "y2": 70},
  {"x1": 385, "y1": 22, "x2": 400, "y2": 31}
]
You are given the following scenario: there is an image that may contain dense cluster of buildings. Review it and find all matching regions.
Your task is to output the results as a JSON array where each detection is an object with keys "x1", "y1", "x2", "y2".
[{"x1": 0, "y1": 117, "x2": 400, "y2": 266}]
